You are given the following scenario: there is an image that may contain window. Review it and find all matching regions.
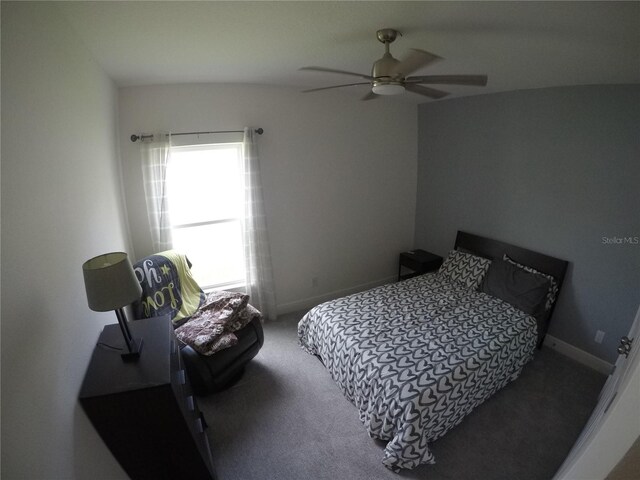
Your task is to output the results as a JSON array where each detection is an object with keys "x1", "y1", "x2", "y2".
[{"x1": 166, "y1": 142, "x2": 245, "y2": 289}]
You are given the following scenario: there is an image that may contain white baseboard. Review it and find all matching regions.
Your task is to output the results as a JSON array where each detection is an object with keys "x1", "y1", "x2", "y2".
[
  {"x1": 276, "y1": 275, "x2": 397, "y2": 316},
  {"x1": 544, "y1": 334, "x2": 614, "y2": 375}
]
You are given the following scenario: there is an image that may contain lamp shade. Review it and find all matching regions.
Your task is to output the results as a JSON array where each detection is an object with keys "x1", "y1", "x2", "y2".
[{"x1": 82, "y1": 252, "x2": 142, "y2": 312}]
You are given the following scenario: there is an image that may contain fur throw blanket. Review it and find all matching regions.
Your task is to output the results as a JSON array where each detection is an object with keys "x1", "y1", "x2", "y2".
[{"x1": 175, "y1": 291, "x2": 262, "y2": 355}]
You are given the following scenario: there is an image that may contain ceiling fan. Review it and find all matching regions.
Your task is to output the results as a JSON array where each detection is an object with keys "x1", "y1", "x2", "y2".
[{"x1": 300, "y1": 28, "x2": 488, "y2": 100}]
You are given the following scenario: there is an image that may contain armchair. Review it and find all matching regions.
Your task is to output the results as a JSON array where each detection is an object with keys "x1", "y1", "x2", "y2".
[{"x1": 132, "y1": 250, "x2": 264, "y2": 394}]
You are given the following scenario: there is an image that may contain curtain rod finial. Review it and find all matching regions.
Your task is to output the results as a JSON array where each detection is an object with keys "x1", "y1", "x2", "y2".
[{"x1": 255, "y1": 128, "x2": 264, "y2": 135}]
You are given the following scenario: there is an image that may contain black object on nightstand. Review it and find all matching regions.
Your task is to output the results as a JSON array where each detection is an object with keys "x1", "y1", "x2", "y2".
[
  {"x1": 398, "y1": 249, "x2": 443, "y2": 281},
  {"x1": 79, "y1": 316, "x2": 215, "y2": 480}
]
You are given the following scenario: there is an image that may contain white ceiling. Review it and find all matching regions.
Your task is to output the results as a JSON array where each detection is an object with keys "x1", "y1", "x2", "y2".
[{"x1": 57, "y1": 1, "x2": 640, "y2": 103}]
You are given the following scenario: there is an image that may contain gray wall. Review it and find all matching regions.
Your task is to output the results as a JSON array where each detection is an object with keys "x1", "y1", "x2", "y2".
[{"x1": 415, "y1": 85, "x2": 640, "y2": 362}]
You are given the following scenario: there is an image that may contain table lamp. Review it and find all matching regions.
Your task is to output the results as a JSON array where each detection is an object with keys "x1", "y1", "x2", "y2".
[{"x1": 82, "y1": 252, "x2": 143, "y2": 361}]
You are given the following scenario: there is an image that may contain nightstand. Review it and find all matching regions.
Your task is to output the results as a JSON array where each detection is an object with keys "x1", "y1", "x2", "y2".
[
  {"x1": 79, "y1": 316, "x2": 216, "y2": 480},
  {"x1": 398, "y1": 249, "x2": 443, "y2": 281}
]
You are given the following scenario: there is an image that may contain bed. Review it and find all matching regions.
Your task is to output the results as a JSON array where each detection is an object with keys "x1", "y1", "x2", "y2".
[{"x1": 297, "y1": 231, "x2": 568, "y2": 471}]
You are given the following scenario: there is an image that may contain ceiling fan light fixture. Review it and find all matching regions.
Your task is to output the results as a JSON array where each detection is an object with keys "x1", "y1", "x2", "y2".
[{"x1": 372, "y1": 82, "x2": 405, "y2": 95}]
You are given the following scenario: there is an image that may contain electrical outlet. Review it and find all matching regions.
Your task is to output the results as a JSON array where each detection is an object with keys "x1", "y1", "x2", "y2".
[
  {"x1": 311, "y1": 276, "x2": 319, "y2": 288},
  {"x1": 594, "y1": 330, "x2": 605, "y2": 344}
]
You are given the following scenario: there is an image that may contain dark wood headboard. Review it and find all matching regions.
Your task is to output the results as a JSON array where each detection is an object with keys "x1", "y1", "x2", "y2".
[{"x1": 454, "y1": 230, "x2": 569, "y2": 346}]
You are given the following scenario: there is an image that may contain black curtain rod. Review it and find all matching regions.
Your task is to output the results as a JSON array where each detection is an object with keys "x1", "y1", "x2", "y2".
[{"x1": 130, "y1": 128, "x2": 264, "y2": 143}]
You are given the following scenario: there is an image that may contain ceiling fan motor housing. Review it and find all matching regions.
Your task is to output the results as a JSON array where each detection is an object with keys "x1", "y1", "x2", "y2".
[{"x1": 372, "y1": 53, "x2": 402, "y2": 81}]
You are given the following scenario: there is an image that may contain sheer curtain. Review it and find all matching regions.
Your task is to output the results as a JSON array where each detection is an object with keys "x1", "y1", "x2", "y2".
[
  {"x1": 140, "y1": 133, "x2": 173, "y2": 252},
  {"x1": 243, "y1": 127, "x2": 277, "y2": 320}
]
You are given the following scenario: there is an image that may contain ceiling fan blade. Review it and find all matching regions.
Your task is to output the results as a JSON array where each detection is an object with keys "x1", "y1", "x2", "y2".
[
  {"x1": 391, "y1": 49, "x2": 441, "y2": 77},
  {"x1": 302, "y1": 82, "x2": 371, "y2": 93},
  {"x1": 406, "y1": 75, "x2": 488, "y2": 86},
  {"x1": 361, "y1": 91, "x2": 378, "y2": 101},
  {"x1": 300, "y1": 67, "x2": 372, "y2": 81},
  {"x1": 405, "y1": 84, "x2": 450, "y2": 99}
]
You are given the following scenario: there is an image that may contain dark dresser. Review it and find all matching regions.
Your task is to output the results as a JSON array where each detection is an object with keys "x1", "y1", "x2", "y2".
[{"x1": 79, "y1": 316, "x2": 215, "y2": 479}]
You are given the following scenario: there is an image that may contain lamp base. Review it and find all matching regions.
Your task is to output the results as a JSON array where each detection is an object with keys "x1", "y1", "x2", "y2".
[{"x1": 121, "y1": 338, "x2": 143, "y2": 362}]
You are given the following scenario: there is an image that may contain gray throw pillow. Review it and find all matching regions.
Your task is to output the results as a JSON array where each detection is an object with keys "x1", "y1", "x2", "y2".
[{"x1": 480, "y1": 259, "x2": 551, "y2": 317}]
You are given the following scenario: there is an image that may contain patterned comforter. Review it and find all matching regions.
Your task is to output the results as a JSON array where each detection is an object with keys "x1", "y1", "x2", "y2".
[{"x1": 297, "y1": 272, "x2": 537, "y2": 471}]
